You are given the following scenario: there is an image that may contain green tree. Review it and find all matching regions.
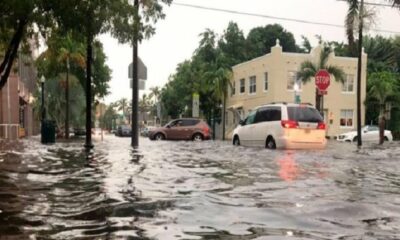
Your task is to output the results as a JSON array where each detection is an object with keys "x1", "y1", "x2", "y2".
[
  {"x1": 218, "y1": 22, "x2": 247, "y2": 66},
  {"x1": 245, "y1": 24, "x2": 297, "y2": 60},
  {"x1": 0, "y1": 0, "x2": 52, "y2": 89},
  {"x1": 298, "y1": 44, "x2": 346, "y2": 111},
  {"x1": 345, "y1": 0, "x2": 375, "y2": 56},
  {"x1": 367, "y1": 72, "x2": 399, "y2": 144},
  {"x1": 116, "y1": 98, "x2": 129, "y2": 123},
  {"x1": 138, "y1": 94, "x2": 152, "y2": 124}
]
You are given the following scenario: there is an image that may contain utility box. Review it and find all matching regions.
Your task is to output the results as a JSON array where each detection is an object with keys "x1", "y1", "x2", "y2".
[{"x1": 41, "y1": 120, "x2": 56, "y2": 144}]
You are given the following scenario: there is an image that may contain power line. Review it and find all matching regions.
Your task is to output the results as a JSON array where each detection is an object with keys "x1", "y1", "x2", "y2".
[
  {"x1": 337, "y1": 0, "x2": 394, "y2": 7},
  {"x1": 172, "y1": 2, "x2": 400, "y2": 34}
]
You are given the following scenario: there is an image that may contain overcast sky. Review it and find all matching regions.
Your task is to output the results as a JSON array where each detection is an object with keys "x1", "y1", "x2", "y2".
[{"x1": 100, "y1": 0, "x2": 400, "y2": 104}]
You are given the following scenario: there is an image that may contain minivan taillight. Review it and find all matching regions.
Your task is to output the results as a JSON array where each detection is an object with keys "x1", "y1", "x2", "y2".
[
  {"x1": 317, "y1": 122, "x2": 326, "y2": 130},
  {"x1": 203, "y1": 126, "x2": 210, "y2": 134},
  {"x1": 281, "y1": 120, "x2": 298, "y2": 129}
]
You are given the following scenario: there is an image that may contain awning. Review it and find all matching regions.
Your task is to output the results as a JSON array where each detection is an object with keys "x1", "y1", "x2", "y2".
[{"x1": 227, "y1": 103, "x2": 243, "y2": 110}]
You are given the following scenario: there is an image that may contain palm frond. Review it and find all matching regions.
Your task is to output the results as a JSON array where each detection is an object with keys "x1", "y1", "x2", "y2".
[
  {"x1": 326, "y1": 65, "x2": 346, "y2": 83},
  {"x1": 319, "y1": 46, "x2": 331, "y2": 70},
  {"x1": 298, "y1": 61, "x2": 317, "y2": 83}
]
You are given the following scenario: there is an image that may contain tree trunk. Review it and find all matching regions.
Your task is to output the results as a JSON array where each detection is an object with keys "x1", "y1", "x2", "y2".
[
  {"x1": 315, "y1": 89, "x2": 321, "y2": 112},
  {"x1": 0, "y1": 20, "x2": 26, "y2": 90},
  {"x1": 379, "y1": 116, "x2": 385, "y2": 145},
  {"x1": 85, "y1": 34, "x2": 93, "y2": 149},
  {"x1": 222, "y1": 93, "x2": 226, "y2": 141}
]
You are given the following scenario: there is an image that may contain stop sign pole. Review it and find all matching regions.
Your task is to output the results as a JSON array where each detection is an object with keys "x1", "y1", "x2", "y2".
[{"x1": 315, "y1": 69, "x2": 330, "y2": 116}]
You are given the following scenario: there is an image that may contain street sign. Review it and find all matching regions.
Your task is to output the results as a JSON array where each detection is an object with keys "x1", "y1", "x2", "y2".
[
  {"x1": 128, "y1": 57, "x2": 147, "y2": 80},
  {"x1": 315, "y1": 69, "x2": 330, "y2": 91},
  {"x1": 318, "y1": 89, "x2": 328, "y2": 95},
  {"x1": 130, "y1": 79, "x2": 145, "y2": 90}
]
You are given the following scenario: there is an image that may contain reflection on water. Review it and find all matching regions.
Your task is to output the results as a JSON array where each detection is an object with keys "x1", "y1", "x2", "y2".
[
  {"x1": 276, "y1": 152, "x2": 299, "y2": 182},
  {"x1": 1, "y1": 136, "x2": 400, "y2": 239}
]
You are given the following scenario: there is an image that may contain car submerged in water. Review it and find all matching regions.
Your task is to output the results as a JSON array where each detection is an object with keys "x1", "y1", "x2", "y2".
[
  {"x1": 115, "y1": 125, "x2": 132, "y2": 137},
  {"x1": 336, "y1": 125, "x2": 393, "y2": 142},
  {"x1": 232, "y1": 102, "x2": 327, "y2": 149},
  {"x1": 148, "y1": 118, "x2": 211, "y2": 141}
]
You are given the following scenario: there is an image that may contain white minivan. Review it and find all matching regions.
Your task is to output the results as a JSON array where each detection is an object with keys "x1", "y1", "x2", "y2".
[{"x1": 232, "y1": 103, "x2": 327, "y2": 149}]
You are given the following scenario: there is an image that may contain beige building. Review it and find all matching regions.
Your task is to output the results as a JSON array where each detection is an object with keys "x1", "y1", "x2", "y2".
[{"x1": 225, "y1": 40, "x2": 367, "y2": 138}]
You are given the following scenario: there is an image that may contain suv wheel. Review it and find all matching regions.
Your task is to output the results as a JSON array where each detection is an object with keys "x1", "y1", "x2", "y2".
[
  {"x1": 155, "y1": 133, "x2": 165, "y2": 141},
  {"x1": 353, "y1": 136, "x2": 358, "y2": 142},
  {"x1": 233, "y1": 136, "x2": 240, "y2": 146},
  {"x1": 192, "y1": 133, "x2": 203, "y2": 141},
  {"x1": 266, "y1": 137, "x2": 276, "y2": 149}
]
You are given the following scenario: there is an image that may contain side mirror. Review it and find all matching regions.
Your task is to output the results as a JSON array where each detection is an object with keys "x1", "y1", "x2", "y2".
[
  {"x1": 166, "y1": 125, "x2": 171, "y2": 128},
  {"x1": 363, "y1": 130, "x2": 367, "y2": 133},
  {"x1": 239, "y1": 120, "x2": 245, "y2": 126}
]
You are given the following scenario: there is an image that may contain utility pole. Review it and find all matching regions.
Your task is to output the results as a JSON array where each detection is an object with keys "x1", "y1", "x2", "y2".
[
  {"x1": 131, "y1": 0, "x2": 139, "y2": 147},
  {"x1": 356, "y1": 0, "x2": 364, "y2": 147}
]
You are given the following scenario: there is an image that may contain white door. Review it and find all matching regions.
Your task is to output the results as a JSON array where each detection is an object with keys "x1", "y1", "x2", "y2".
[{"x1": 239, "y1": 111, "x2": 257, "y2": 146}]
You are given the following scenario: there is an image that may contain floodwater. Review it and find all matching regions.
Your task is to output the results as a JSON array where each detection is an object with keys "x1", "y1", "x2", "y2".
[{"x1": 1, "y1": 136, "x2": 400, "y2": 240}]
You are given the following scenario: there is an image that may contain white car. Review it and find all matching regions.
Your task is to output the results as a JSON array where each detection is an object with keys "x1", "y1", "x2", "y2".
[
  {"x1": 336, "y1": 125, "x2": 393, "y2": 142},
  {"x1": 232, "y1": 103, "x2": 327, "y2": 149}
]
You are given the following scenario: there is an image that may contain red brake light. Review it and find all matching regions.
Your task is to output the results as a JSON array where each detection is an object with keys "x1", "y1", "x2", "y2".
[
  {"x1": 281, "y1": 120, "x2": 298, "y2": 129},
  {"x1": 203, "y1": 126, "x2": 210, "y2": 134},
  {"x1": 317, "y1": 122, "x2": 326, "y2": 130}
]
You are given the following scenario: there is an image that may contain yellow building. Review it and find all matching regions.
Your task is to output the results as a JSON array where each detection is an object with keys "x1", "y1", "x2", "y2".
[{"x1": 226, "y1": 40, "x2": 367, "y2": 138}]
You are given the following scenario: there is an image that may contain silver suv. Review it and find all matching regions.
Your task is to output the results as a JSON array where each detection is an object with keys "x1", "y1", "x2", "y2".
[{"x1": 232, "y1": 103, "x2": 327, "y2": 149}]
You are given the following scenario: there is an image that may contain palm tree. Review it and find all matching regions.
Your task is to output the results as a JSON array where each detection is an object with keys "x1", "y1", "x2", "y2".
[
  {"x1": 149, "y1": 86, "x2": 161, "y2": 123},
  {"x1": 298, "y1": 44, "x2": 346, "y2": 112},
  {"x1": 57, "y1": 32, "x2": 85, "y2": 139},
  {"x1": 117, "y1": 98, "x2": 128, "y2": 123},
  {"x1": 139, "y1": 94, "x2": 152, "y2": 124},
  {"x1": 149, "y1": 86, "x2": 161, "y2": 102},
  {"x1": 345, "y1": 0, "x2": 375, "y2": 56},
  {"x1": 367, "y1": 72, "x2": 398, "y2": 144}
]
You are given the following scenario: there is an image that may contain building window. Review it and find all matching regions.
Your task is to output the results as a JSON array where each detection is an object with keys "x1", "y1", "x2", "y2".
[
  {"x1": 287, "y1": 71, "x2": 301, "y2": 90},
  {"x1": 340, "y1": 109, "x2": 353, "y2": 127},
  {"x1": 240, "y1": 78, "x2": 245, "y2": 94},
  {"x1": 342, "y1": 74, "x2": 354, "y2": 93},
  {"x1": 249, "y1": 76, "x2": 256, "y2": 94},
  {"x1": 231, "y1": 81, "x2": 236, "y2": 96},
  {"x1": 264, "y1": 72, "x2": 268, "y2": 91}
]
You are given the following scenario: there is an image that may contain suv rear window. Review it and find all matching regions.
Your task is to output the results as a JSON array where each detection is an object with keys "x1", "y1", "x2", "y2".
[
  {"x1": 182, "y1": 119, "x2": 200, "y2": 126},
  {"x1": 287, "y1": 107, "x2": 323, "y2": 122}
]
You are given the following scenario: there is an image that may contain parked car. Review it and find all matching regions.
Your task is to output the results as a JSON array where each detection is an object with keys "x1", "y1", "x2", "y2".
[
  {"x1": 232, "y1": 102, "x2": 327, "y2": 149},
  {"x1": 74, "y1": 127, "x2": 86, "y2": 136},
  {"x1": 116, "y1": 125, "x2": 132, "y2": 137},
  {"x1": 336, "y1": 125, "x2": 393, "y2": 142},
  {"x1": 148, "y1": 118, "x2": 211, "y2": 141},
  {"x1": 140, "y1": 126, "x2": 156, "y2": 137}
]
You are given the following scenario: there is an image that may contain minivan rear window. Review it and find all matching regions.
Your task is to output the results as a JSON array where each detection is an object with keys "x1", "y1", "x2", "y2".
[{"x1": 287, "y1": 107, "x2": 323, "y2": 122}]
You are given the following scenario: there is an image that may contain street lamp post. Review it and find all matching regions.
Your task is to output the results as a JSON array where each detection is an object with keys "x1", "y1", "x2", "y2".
[
  {"x1": 294, "y1": 82, "x2": 300, "y2": 104},
  {"x1": 65, "y1": 58, "x2": 70, "y2": 139},
  {"x1": 40, "y1": 76, "x2": 46, "y2": 121},
  {"x1": 40, "y1": 75, "x2": 46, "y2": 144}
]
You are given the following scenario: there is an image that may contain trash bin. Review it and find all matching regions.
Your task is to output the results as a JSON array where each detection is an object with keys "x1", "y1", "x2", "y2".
[{"x1": 41, "y1": 120, "x2": 56, "y2": 144}]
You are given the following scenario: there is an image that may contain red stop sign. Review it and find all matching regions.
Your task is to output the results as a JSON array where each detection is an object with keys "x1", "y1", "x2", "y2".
[{"x1": 315, "y1": 69, "x2": 330, "y2": 91}]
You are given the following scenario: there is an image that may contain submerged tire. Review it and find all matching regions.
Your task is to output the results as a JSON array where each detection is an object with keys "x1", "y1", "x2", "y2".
[
  {"x1": 266, "y1": 137, "x2": 276, "y2": 149},
  {"x1": 155, "y1": 133, "x2": 165, "y2": 141},
  {"x1": 192, "y1": 133, "x2": 203, "y2": 141},
  {"x1": 233, "y1": 136, "x2": 240, "y2": 146}
]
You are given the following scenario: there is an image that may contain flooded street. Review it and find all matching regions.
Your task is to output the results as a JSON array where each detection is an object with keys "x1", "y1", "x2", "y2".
[{"x1": 1, "y1": 136, "x2": 400, "y2": 240}]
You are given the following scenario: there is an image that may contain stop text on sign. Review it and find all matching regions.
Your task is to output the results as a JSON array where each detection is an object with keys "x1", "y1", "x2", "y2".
[{"x1": 315, "y1": 69, "x2": 330, "y2": 91}]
